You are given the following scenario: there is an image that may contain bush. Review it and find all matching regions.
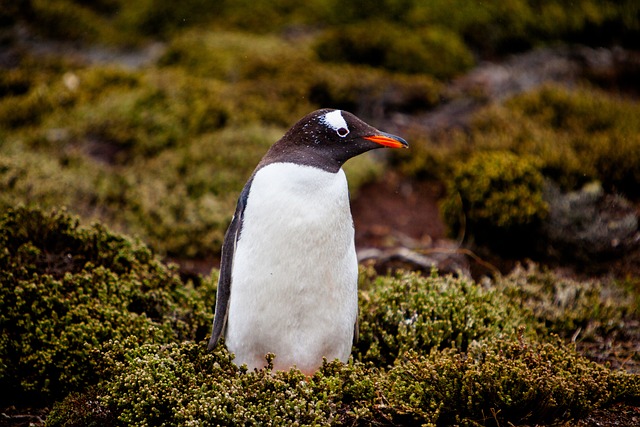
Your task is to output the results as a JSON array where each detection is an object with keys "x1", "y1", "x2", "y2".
[
  {"x1": 0, "y1": 211, "x2": 633, "y2": 425},
  {"x1": 502, "y1": 85, "x2": 640, "y2": 194},
  {"x1": 0, "y1": 207, "x2": 212, "y2": 404},
  {"x1": 315, "y1": 21, "x2": 475, "y2": 79},
  {"x1": 494, "y1": 264, "x2": 636, "y2": 339},
  {"x1": 355, "y1": 270, "x2": 529, "y2": 366},
  {"x1": 399, "y1": 85, "x2": 640, "y2": 200},
  {"x1": 47, "y1": 337, "x2": 640, "y2": 426},
  {"x1": 440, "y1": 151, "x2": 548, "y2": 248},
  {"x1": 385, "y1": 337, "x2": 640, "y2": 426},
  {"x1": 48, "y1": 341, "x2": 380, "y2": 426}
]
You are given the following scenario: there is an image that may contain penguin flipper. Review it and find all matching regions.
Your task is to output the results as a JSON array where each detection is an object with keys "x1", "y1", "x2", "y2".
[
  {"x1": 353, "y1": 308, "x2": 359, "y2": 344},
  {"x1": 207, "y1": 183, "x2": 251, "y2": 351}
]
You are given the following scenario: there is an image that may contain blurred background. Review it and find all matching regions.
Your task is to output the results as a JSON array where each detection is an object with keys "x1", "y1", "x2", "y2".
[{"x1": 1, "y1": 0, "x2": 639, "y2": 278}]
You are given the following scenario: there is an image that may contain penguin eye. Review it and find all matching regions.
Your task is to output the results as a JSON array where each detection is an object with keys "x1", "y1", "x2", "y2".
[{"x1": 337, "y1": 127, "x2": 349, "y2": 137}]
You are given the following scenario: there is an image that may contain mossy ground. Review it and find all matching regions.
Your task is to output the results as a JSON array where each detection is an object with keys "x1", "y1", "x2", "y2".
[
  {"x1": 0, "y1": 207, "x2": 636, "y2": 426},
  {"x1": 1, "y1": 1, "x2": 639, "y2": 425}
]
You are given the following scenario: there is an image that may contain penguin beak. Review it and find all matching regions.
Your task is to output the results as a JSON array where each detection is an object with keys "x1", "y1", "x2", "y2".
[{"x1": 363, "y1": 132, "x2": 409, "y2": 149}]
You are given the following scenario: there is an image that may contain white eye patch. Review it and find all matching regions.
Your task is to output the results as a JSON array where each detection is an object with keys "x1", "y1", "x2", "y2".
[{"x1": 320, "y1": 110, "x2": 350, "y2": 138}]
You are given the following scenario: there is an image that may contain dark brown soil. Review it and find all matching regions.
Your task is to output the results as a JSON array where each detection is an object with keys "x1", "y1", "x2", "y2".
[{"x1": 352, "y1": 172, "x2": 446, "y2": 249}]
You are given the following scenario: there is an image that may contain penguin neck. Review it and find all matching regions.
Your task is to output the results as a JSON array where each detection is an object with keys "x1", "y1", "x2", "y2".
[{"x1": 258, "y1": 143, "x2": 343, "y2": 174}]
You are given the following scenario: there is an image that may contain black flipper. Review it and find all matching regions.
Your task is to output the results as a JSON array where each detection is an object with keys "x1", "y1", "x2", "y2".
[{"x1": 207, "y1": 181, "x2": 252, "y2": 351}]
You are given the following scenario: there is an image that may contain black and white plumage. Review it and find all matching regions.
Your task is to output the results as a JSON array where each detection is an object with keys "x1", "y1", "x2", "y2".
[{"x1": 207, "y1": 109, "x2": 408, "y2": 374}]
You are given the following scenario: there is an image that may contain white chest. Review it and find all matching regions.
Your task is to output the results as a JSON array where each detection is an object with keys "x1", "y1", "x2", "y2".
[{"x1": 225, "y1": 162, "x2": 358, "y2": 373}]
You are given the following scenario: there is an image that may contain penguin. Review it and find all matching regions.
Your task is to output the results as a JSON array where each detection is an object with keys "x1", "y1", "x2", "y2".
[{"x1": 207, "y1": 109, "x2": 408, "y2": 374}]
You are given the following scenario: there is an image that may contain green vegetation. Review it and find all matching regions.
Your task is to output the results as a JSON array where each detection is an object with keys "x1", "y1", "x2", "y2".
[
  {"x1": 398, "y1": 86, "x2": 640, "y2": 243},
  {"x1": 0, "y1": 30, "x2": 440, "y2": 257},
  {"x1": 315, "y1": 21, "x2": 474, "y2": 79},
  {"x1": 0, "y1": 207, "x2": 636, "y2": 425},
  {"x1": 0, "y1": 207, "x2": 213, "y2": 403},
  {"x1": 4, "y1": 0, "x2": 638, "y2": 51},
  {"x1": 440, "y1": 151, "x2": 548, "y2": 248},
  {"x1": 496, "y1": 264, "x2": 638, "y2": 340},
  {"x1": 2, "y1": 2, "x2": 639, "y2": 255},
  {"x1": 406, "y1": 85, "x2": 640, "y2": 195},
  {"x1": 46, "y1": 338, "x2": 639, "y2": 427},
  {"x1": 355, "y1": 269, "x2": 529, "y2": 366}
]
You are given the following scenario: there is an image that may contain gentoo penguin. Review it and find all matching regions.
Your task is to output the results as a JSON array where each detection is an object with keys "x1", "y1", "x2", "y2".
[{"x1": 207, "y1": 109, "x2": 408, "y2": 374}]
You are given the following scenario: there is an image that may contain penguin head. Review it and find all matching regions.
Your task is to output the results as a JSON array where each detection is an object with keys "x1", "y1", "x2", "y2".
[{"x1": 269, "y1": 109, "x2": 408, "y2": 172}]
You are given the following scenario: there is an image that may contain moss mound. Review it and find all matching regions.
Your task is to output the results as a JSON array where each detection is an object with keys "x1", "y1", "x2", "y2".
[
  {"x1": 0, "y1": 39, "x2": 439, "y2": 257},
  {"x1": 47, "y1": 338, "x2": 640, "y2": 426},
  {"x1": 496, "y1": 264, "x2": 637, "y2": 340},
  {"x1": 355, "y1": 269, "x2": 529, "y2": 366},
  {"x1": 1, "y1": 207, "x2": 637, "y2": 425},
  {"x1": 0, "y1": 206, "x2": 212, "y2": 404},
  {"x1": 315, "y1": 21, "x2": 475, "y2": 79},
  {"x1": 440, "y1": 151, "x2": 548, "y2": 248},
  {"x1": 385, "y1": 338, "x2": 639, "y2": 426},
  {"x1": 404, "y1": 84, "x2": 640, "y2": 194}
]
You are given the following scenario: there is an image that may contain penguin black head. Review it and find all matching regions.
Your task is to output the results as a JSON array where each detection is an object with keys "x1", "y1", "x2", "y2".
[{"x1": 260, "y1": 109, "x2": 408, "y2": 173}]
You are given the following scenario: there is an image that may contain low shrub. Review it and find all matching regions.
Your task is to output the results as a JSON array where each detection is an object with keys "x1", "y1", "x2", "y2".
[
  {"x1": 47, "y1": 337, "x2": 640, "y2": 426},
  {"x1": 495, "y1": 264, "x2": 637, "y2": 339},
  {"x1": 502, "y1": 85, "x2": 640, "y2": 194},
  {"x1": 355, "y1": 269, "x2": 529, "y2": 366},
  {"x1": 315, "y1": 21, "x2": 475, "y2": 79},
  {"x1": 440, "y1": 151, "x2": 548, "y2": 249},
  {"x1": 48, "y1": 341, "x2": 381, "y2": 426},
  {"x1": 385, "y1": 337, "x2": 640, "y2": 426},
  {"x1": 0, "y1": 207, "x2": 212, "y2": 404},
  {"x1": 401, "y1": 86, "x2": 640, "y2": 199},
  {"x1": 2, "y1": 209, "x2": 636, "y2": 425}
]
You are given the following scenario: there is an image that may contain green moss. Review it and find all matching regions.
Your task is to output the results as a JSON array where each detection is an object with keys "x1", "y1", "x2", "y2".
[
  {"x1": 308, "y1": 63, "x2": 442, "y2": 114},
  {"x1": 116, "y1": 0, "x2": 221, "y2": 38},
  {"x1": 443, "y1": 85, "x2": 640, "y2": 195},
  {"x1": 385, "y1": 337, "x2": 639, "y2": 426},
  {"x1": 47, "y1": 337, "x2": 640, "y2": 426},
  {"x1": 502, "y1": 85, "x2": 640, "y2": 193},
  {"x1": 25, "y1": 0, "x2": 122, "y2": 43},
  {"x1": 159, "y1": 30, "x2": 312, "y2": 81},
  {"x1": 355, "y1": 269, "x2": 530, "y2": 367},
  {"x1": 315, "y1": 20, "x2": 475, "y2": 79},
  {"x1": 122, "y1": 125, "x2": 278, "y2": 257},
  {"x1": 159, "y1": 29, "x2": 442, "y2": 124},
  {"x1": 0, "y1": 38, "x2": 438, "y2": 257},
  {"x1": 0, "y1": 207, "x2": 211, "y2": 404},
  {"x1": 495, "y1": 264, "x2": 636, "y2": 339},
  {"x1": 440, "y1": 151, "x2": 548, "y2": 248}
]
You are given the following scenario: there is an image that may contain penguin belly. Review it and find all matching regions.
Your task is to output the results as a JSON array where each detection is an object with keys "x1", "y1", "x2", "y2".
[{"x1": 225, "y1": 163, "x2": 358, "y2": 374}]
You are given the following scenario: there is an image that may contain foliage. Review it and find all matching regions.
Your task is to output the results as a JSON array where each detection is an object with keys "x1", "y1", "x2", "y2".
[
  {"x1": 0, "y1": 207, "x2": 212, "y2": 404},
  {"x1": 315, "y1": 20, "x2": 475, "y2": 79},
  {"x1": 485, "y1": 85, "x2": 639, "y2": 195},
  {"x1": 355, "y1": 269, "x2": 529, "y2": 366},
  {"x1": 1, "y1": 2, "x2": 639, "y2": 424},
  {"x1": 495, "y1": 264, "x2": 637, "y2": 339},
  {"x1": 440, "y1": 151, "x2": 548, "y2": 248},
  {"x1": 385, "y1": 338, "x2": 640, "y2": 426},
  {"x1": 399, "y1": 84, "x2": 640, "y2": 198},
  {"x1": 4, "y1": 0, "x2": 638, "y2": 53},
  {"x1": 47, "y1": 337, "x2": 640, "y2": 426},
  {"x1": 47, "y1": 341, "x2": 380, "y2": 426},
  {"x1": 498, "y1": 85, "x2": 640, "y2": 194},
  {"x1": 0, "y1": 207, "x2": 637, "y2": 424},
  {"x1": 401, "y1": 86, "x2": 640, "y2": 255}
]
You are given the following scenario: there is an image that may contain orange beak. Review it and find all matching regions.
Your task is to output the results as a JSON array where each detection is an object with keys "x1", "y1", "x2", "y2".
[{"x1": 363, "y1": 132, "x2": 409, "y2": 149}]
